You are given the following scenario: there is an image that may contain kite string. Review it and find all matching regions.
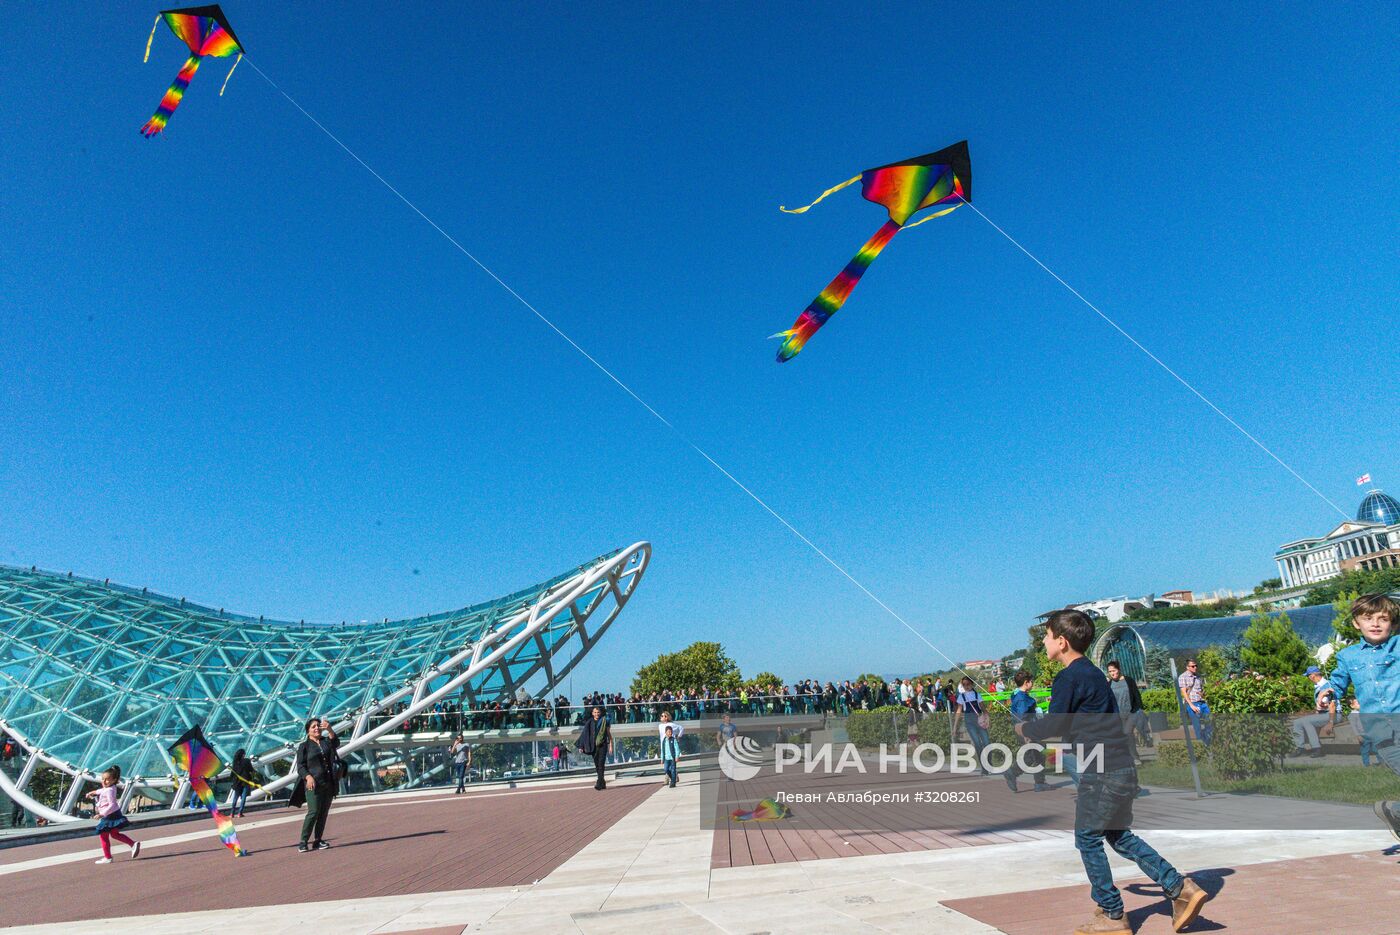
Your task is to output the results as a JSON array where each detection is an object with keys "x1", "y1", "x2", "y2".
[
  {"x1": 242, "y1": 59, "x2": 1007, "y2": 705},
  {"x1": 956, "y1": 195, "x2": 1348, "y2": 520}
]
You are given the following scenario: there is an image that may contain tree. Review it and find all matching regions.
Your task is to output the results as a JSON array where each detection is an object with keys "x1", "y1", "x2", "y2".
[
  {"x1": 855, "y1": 672, "x2": 886, "y2": 687},
  {"x1": 1125, "y1": 599, "x2": 1242, "y2": 623},
  {"x1": 1253, "y1": 577, "x2": 1282, "y2": 595},
  {"x1": 1143, "y1": 645, "x2": 1173, "y2": 688},
  {"x1": 630, "y1": 641, "x2": 741, "y2": 694},
  {"x1": 744, "y1": 671, "x2": 782, "y2": 690},
  {"x1": 1303, "y1": 566, "x2": 1400, "y2": 606},
  {"x1": 1195, "y1": 646, "x2": 1229, "y2": 682},
  {"x1": 1330, "y1": 591, "x2": 1358, "y2": 646},
  {"x1": 1241, "y1": 609, "x2": 1312, "y2": 677}
]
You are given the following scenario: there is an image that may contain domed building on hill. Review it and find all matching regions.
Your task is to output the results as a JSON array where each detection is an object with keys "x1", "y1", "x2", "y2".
[{"x1": 1274, "y1": 489, "x2": 1400, "y2": 589}]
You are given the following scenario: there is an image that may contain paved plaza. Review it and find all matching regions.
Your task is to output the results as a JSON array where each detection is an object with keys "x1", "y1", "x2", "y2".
[{"x1": 1, "y1": 768, "x2": 1395, "y2": 934}]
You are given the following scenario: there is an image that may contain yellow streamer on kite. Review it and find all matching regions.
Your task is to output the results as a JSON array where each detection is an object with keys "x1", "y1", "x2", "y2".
[
  {"x1": 231, "y1": 771, "x2": 269, "y2": 791},
  {"x1": 220, "y1": 53, "x2": 242, "y2": 96},
  {"x1": 779, "y1": 174, "x2": 861, "y2": 214},
  {"x1": 143, "y1": 14, "x2": 161, "y2": 62},
  {"x1": 903, "y1": 202, "x2": 964, "y2": 229}
]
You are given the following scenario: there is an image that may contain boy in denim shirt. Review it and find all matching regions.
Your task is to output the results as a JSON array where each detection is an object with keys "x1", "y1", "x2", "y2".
[
  {"x1": 1018, "y1": 610, "x2": 1206, "y2": 934},
  {"x1": 1324, "y1": 592, "x2": 1400, "y2": 840}
]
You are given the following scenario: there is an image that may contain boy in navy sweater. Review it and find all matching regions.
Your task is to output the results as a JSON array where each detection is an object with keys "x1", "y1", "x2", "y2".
[{"x1": 1018, "y1": 610, "x2": 1206, "y2": 935}]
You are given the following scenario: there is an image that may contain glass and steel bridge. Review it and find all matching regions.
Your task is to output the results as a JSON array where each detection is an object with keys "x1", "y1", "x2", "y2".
[{"x1": 0, "y1": 543, "x2": 650, "y2": 822}]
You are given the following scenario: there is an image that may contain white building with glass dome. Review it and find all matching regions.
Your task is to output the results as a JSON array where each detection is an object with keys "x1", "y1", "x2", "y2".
[{"x1": 1274, "y1": 489, "x2": 1400, "y2": 588}]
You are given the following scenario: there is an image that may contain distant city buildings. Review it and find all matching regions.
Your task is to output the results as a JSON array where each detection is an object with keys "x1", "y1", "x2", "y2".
[
  {"x1": 1037, "y1": 588, "x2": 1247, "y2": 625},
  {"x1": 1274, "y1": 489, "x2": 1400, "y2": 589}
]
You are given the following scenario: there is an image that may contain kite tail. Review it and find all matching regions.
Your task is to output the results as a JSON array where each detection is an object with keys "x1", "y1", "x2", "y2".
[
  {"x1": 141, "y1": 53, "x2": 202, "y2": 137},
  {"x1": 779, "y1": 174, "x2": 861, "y2": 214},
  {"x1": 772, "y1": 219, "x2": 902, "y2": 362},
  {"x1": 191, "y1": 777, "x2": 246, "y2": 856},
  {"x1": 143, "y1": 14, "x2": 161, "y2": 62}
]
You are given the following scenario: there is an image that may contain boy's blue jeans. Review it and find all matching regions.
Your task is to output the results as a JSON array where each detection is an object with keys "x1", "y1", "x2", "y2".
[
  {"x1": 663, "y1": 760, "x2": 677, "y2": 785},
  {"x1": 1185, "y1": 700, "x2": 1213, "y2": 745},
  {"x1": 1074, "y1": 767, "x2": 1182, "y2": 915},
  {"x1": 1359, "y1": 714, "x2": 1400, "y2": 776}
]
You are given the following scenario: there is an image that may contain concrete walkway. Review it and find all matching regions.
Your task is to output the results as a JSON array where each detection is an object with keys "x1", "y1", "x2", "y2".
[{"x1": 2, "y1": 769, "x2": 1394, "y2": 934}]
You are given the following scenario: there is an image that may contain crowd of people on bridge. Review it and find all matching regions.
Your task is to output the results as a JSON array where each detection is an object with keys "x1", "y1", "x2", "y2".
[{"x1": 368, "y1": 675, "x2": 1014, "y2": 736}]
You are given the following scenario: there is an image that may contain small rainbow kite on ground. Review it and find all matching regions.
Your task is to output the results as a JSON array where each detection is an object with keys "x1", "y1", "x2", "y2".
[
  {"x1": 730, "y1": 798, "x2": 791, "y2": 821},
  {"x1": 140, "y1": 5, "x2": 245, "y2": 137},
  {"x1": 771, "y1": 141, "x2": 971, "y2": 362},
  {"x1": 168, "y1": 725, "x2": 247, "y2": 856}
]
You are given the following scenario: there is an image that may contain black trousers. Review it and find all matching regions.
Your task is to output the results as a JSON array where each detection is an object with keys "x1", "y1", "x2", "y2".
[
  {"x1": 592, "y1": 749, "x2": 607, "y2": 788},
  {"x1": 300, "y1": 785, "x2": 331, "y2": 845}
]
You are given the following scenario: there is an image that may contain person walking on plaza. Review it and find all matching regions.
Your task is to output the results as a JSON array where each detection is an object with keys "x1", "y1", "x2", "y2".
[
  {"x1": 657, "y1": 710, "x2": 684, "y2": 747},
  {"x1": 449, "y1": 734, "x2": 473, "y2": 793},
  {"x1": 578, "y1": 705, "x2": 612, "y2": 790},
  {"x1": 229, "y1": 748, "x2": 255, "y2": 817},
  {"x1": 661, "y1": 724, "x2": 680, "y2": 788},
  {"x1": 1177, "y1": 658, "x2": 1212, "y2": 746},
  {"x1": 1105, "y1": 661, "x2": 1147, "y2": 764},
  {"x1": 1323, "y1": 593, "x2": 1400, "y2": 841},
  {"x1": 1289, "y1": 666, "x2": 1335, "y2": 758},
  {"x1": 1017, "y1": 610, "x2": 1206, "y2": 935},
  {"x1": 295, "y1": 718, "x2": 336, "y2": 852},
  {"x1": 717, "y1": 713, "x2": 739, "y2": 780},
  {"x1": 1004, "y1": 670, "x2": 1048, "y2": 793},
  {"x1": 956, "y1": 676, "x2": 991, "y2": 775},
  {"x1": 87, "y1": 766, "x2": 141, "y2": 865}
]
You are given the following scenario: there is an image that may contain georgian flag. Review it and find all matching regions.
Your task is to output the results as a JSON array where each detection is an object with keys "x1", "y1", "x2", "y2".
[{"x1": 1357, "y1": 473, "x2": 1372, "y2": 486}]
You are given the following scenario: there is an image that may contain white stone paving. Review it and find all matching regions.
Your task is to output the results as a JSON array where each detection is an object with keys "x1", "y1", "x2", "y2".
[{"x1": 3, "y1": 772, "x2": 1391, "y2": 935}]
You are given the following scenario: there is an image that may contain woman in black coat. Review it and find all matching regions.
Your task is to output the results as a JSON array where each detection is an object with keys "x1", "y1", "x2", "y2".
[{"x1": 295, "y1": 719, "x2": 335, "y2": 852}]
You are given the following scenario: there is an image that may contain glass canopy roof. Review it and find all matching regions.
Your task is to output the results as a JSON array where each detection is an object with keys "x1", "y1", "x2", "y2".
[{"x1": 0, "y1": 551, "x2": 619, "y2": 779}]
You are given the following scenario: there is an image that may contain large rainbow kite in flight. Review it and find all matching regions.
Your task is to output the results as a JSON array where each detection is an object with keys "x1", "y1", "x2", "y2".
[
  {"x1": 772, "y1": 141, "x2": 971, "y2": 362},
  {"x1": 140, "y1": 5, "x2": 245, "y2": 137}
]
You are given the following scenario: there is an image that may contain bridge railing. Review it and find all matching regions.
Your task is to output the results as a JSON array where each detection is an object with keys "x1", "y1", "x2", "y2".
[{"x1": 362, "y1": 688, "x2": 1021, "y2": 736}]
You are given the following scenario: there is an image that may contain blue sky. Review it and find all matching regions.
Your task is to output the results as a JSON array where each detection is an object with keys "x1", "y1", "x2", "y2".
[{"x1": 2, "y1": 2, "x2": 1396, "y2": 693}]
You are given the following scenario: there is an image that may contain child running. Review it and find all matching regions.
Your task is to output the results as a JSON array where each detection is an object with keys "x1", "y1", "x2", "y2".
[
  {"x1": 1324, "y1": 592, "x2": 1400, "y2": 840},
  {"x1": 87, "y1": 765, "x2": 141, "y2": 865},
  {"x1": 1017, "y1": 610, "x2": 1205, "y2": 934}
]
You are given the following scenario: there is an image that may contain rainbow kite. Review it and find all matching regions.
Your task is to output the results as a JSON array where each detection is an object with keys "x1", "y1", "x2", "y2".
[
  {"x1": 772, "y1": 141, "x2": 971, "y2": 362},
  {"x1": 140, "y1": 5, "x2": 245, "y2": 137},
  {"x1": 168, "y1": 725, "x2": 246, "y2": 856},
  {"x1": 730, "y1": 798, "x2": 790, "y2": 821}
]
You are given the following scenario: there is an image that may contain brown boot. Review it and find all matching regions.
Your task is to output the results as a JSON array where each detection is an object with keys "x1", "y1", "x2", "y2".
[
  {"x1": 1074, "y1": 907, "x2": 1132, "y2": 934},
  {"x1": 1171, "y1": 878, "x2": 1208, "y2": 931}
]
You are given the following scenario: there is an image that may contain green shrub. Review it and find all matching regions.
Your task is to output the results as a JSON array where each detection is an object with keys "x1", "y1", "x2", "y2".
[
  {"x1": 1241, "y1": 610, "x2": 1313, "y2": 677},
  {"x1": 846, "y1": 705, "x2": 913, "y2": 748},
  {"x1": 916, "y1": 712, "x2": 952, "y2": 747},
  {"x1": 1140, "y1": 688, "x2": 1181, "y2": 728},
  {"x1": 1209, "y1": 676, "x2": 1312, "y2": 714},
  {"x1": 1155, "y1": 742, "x2": 1192, "y2": 768},
  {"x1": 1208, "y1": 713, "x2": 1294, "y2": 779}
]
